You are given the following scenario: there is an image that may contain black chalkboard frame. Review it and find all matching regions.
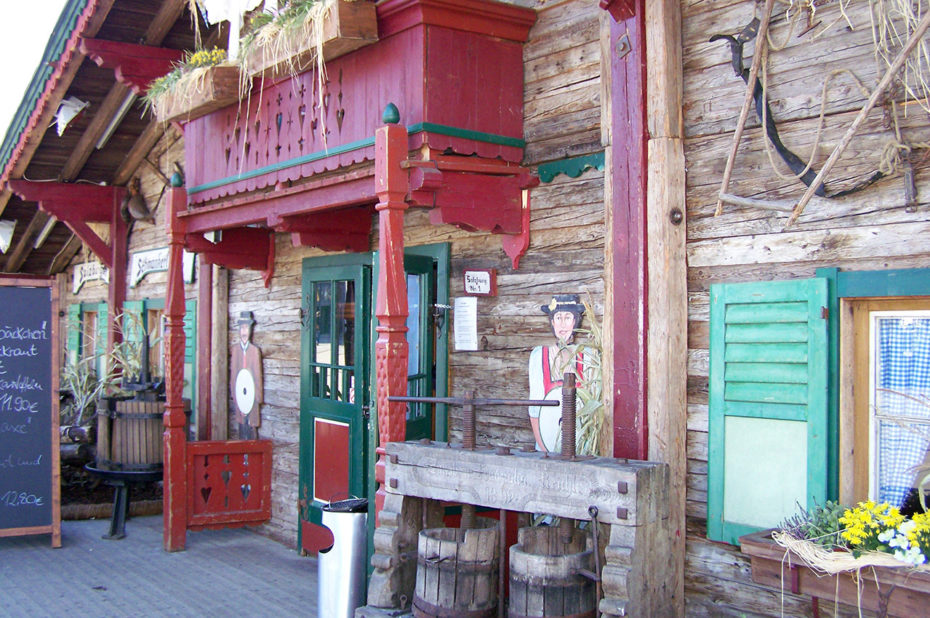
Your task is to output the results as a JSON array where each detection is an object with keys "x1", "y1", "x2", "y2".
[{"x1": 0, "y1": 276, "x2": 60, "y2": 547}]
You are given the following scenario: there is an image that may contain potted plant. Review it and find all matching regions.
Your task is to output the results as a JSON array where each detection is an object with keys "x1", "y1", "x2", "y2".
[{"x1": 144, "y1": 47, "x2": 241, "y2": 124}]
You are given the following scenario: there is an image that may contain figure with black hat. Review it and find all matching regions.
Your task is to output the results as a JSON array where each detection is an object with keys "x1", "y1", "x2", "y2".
[
  {"x1": 528, "y1": 294, "x2": 586, "y2": 453},
  {"x1": 231, "y1": 311, "x2": 263, "y2": 439}
]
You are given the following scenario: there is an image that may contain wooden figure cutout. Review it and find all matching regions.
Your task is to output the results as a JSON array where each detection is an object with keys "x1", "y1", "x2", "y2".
[
  {"x1": 528, "y1": 294, "x2": 585, "y2": 453},
  {"x1": 231, "y1": 311, "x2": 263, "y2": 439}
]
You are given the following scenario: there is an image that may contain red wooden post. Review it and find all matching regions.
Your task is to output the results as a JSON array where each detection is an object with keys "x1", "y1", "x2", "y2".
[
  {"x1": 163, "y1": 185, "x2": 189, "y2": 551},
  {"x1": 608, "y1": 4, "x2": 649, "y2": 460},
  {"x1": 374, "y1": 104, "x2": 409, "y2": 524},
  {"x1": 197, "y1": 261, "x2": 212, "y2": 441},
  {"x1": 108, "y1": 188, "x2": 127, "y2": 367}
]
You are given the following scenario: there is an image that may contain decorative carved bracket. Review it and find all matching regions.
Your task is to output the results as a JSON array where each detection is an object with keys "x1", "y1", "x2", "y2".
[
  {"x1": 184, "y1": 227, "x2": 275, "y2": 287},
  {"x1": 403, "y1": 157, "x2": 538, "y2": 268},
  {"x1": 267, "y1": 207, "x2": 372, "y2": 253},
  {"x1": 7, "y1": 180, "x2": 125, "y2": 268},
  {"x1": 79, "y1": 38, "x2": 184, "y2": 95}
]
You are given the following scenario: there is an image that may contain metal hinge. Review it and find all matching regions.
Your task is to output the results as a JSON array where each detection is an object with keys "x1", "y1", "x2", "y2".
[
  {"x1": 821, "y1": 306, "x2": 829, "y2": 319},
  {"x1": 361, "y1": 405, "x2": 371, "y2": 420}
]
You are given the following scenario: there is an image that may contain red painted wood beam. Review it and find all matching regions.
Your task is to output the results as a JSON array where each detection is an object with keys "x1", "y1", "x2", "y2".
[
  {"x1": 600, "y1": 0, "x2": 635, "y2": 22},
  {"x1": 377, "y1": 0, "x2": 536, "y2": 42},
  {"x1": 196, "y1": 261, "x2": 212, "y2": 441},
  {"x1": 373, "y1": 113, "x2": 410, "y2": 525},
  {"x1": 184, "y1": 227, "x2": 273, "y2": 272},
  {"x1": 178, "y1": 172, "x2": 375, "y2": 234},
  {"x1": 7, "y1": 179, "x2": 125, "y2": 268},
  {"x1": 105, "y1": 205, "x2": 126, "y2": 363},
  {"x1": 8, "y1": 179, "x2": 119, "y2": 221},
  {"x1": 79, "y1": 38, "x2": 183, "y2": 95},
  {"x1": 163, "y1": 186, "x2": 189, "y2": 552},
  {"x1": 267, "y1": 207, "x2": 373, "y2": 253},
  {"x1": 407, "y1": 168, "x2": 536, "y2": 235},
  {"x1": 607, "y1": 3, "x2": 648, "y2": 460}
]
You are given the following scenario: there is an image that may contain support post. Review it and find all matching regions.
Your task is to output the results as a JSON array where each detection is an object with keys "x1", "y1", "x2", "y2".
[
  {"x1": 163, "y1": 185, "x2": 189, "y2": 551},
  {"x1": 108, "y1": 189, "x2": 127, "y2": 369},
  {"x1": 373, "y1": 104, "x2": 410, "y2": 525},
  {"x1": 197, "y1": 260, "x2": 212, "y2": 440},
  {"x1": 605, "y1": 3, "x2": 648, "y2": 460}
]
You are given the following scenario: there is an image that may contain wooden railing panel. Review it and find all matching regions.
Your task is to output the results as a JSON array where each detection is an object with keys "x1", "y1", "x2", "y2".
[{"x1": 186, "y1": 439, "x2": 272, "y2": 530}]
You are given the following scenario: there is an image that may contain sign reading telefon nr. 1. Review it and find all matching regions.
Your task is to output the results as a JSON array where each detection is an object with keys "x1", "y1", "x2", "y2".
[{"x1": 0, "y1": 278, "x2": 60, "y2": 547}]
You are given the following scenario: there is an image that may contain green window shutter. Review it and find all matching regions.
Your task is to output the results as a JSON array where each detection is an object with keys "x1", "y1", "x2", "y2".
[
  {"x1": 95, "y1": 302, "x2": 108, "y2": 358},
  {"x1": 183, "y1": 299, "x2": 196, "y2": 363},
  {"x1": 121, "y1": 300, "x2": 145, "y2": 345},
  {"x1": 66, "y1": 304, "x2": 81, "y2": 365},
  {"x1": 183, "y1": 299, "x2": 197, "y2": 418},
  {"x1": 707, "y1": 278, "x2": 828, "y2": 545}
]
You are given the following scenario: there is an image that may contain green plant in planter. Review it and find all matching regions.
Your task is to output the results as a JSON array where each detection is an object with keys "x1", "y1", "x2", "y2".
[{"x1": 142, "y1": 47, "x2": 229, "y2": 116}]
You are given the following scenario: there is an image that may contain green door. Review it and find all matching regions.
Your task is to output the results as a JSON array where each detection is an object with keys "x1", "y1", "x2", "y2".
[
  {"x1": 299, "y1": 257, "x2": 371, "y2": 553},
  {"x1": 403, "y1": 254, "x2": 436, "y2": 440}
]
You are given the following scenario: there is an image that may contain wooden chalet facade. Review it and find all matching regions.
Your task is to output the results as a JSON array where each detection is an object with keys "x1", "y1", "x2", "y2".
[{"x1": 3, "y1": 0, "x2": 930, "y2": 615}]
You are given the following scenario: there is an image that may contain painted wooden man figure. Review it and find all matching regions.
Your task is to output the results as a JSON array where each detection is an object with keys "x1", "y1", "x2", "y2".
[
  {"x1": 231, "y1": 311, "x2": 263, "y2": 439},
  {"x1": 528, "y1": 294, "x2": 586, "y2": 453}
]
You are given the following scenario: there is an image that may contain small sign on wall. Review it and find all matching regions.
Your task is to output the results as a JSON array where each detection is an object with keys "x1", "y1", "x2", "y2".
[
  {"x1": 129, "y1": 247, "x2": 196, "y2": 287},
  {"x1": 463, "y1": 269, "x2": 497, "y2": 296},
  {"x1": 72, "y1": 261, "x2": 109, "y2": 294}
]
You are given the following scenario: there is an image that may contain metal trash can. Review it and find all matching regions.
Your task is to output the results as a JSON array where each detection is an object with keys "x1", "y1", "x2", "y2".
[{"x1": 318, "y1": 498, "x2": 368, "y2": 618}]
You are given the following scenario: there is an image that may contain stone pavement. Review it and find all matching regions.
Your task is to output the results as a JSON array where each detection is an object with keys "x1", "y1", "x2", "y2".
[{"x1": 0, "y1": 516, "x2": 319, "y2": 617}]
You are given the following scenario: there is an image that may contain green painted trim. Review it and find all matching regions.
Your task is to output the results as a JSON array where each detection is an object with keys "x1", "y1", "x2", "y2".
[
  {"x1": 406, "y1": 122, "x2": 525, "y2": 148},
  {"x1": 0, "y1": 0, "x2": 88, "y2": 174},
  {"x1": 187, "y1": 135, "x2": 377, "y2": 194},
  {"x1": 537, "y1": 152, "x2": 605, "y2": 183},
  {"x1": 833, "y1": 267, "x2": 930, "y2": 298},
  {"x1": 188, "y1": 123, "x2": 525, "y2": 195}
]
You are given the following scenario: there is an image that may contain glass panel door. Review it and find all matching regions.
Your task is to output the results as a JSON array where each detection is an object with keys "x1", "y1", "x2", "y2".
[{"x1": 299, "y1": 259, "x2": 370, "y2": 553}]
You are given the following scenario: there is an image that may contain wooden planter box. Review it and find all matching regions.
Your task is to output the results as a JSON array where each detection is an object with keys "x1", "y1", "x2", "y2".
[
  {"x1": 152, "y1": 65, "x2": 242, "y2": 124},
  {"x1": 242, "y1": 0, "x2": 378, "y2": 81},
  {"x1": 740, "y1": 530, "x2": 930, "y2": 617}
]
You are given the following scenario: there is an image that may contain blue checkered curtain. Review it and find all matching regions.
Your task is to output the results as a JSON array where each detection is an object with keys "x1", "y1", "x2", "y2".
[{"x1": 875, "y1": 315, "x2": 930, "y2": 506}]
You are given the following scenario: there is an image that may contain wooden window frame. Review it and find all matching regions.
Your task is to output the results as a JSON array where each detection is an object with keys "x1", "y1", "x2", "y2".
[
  {"x1": 819, "y1": 267, "x2": 930, "y2": 503},
  {"x1": 840, "y1": 298, "x2": 930, "y2": 504}
]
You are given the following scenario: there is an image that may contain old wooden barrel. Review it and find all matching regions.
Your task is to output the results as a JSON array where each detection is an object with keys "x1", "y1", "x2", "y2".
[
  {"x1": 96, "y1": 396, "x2": 165, "y2": 471},
  {"x1": 508, "y1": 526, "x2": 596, "y2": 618},
  {"x1": 413, "y1": 518, "x2": 500, "y2": 618}
]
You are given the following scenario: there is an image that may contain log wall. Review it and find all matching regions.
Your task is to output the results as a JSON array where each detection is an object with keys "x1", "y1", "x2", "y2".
[{"x1": 682, "y1": 1, "x2": 930, "y2": 614}]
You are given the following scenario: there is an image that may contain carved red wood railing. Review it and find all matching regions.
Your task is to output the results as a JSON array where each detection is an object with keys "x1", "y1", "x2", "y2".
[{"x1": 186, "y1": 440, "x2": 273, "y2": 530}]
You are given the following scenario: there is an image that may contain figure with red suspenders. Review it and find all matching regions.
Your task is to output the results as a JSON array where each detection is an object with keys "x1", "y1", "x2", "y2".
[{"x1": 528, "y1": 294, "x2": 586, "y2": 453}]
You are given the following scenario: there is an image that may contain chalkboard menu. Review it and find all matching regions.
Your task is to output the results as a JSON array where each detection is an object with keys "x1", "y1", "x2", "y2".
[{"x1": 0, "y1": 278, "x2": 60, "y2": 546}]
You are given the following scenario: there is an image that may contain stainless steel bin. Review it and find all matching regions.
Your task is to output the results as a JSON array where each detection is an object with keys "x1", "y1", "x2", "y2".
[{"x1": 318, "y1": 498, "x2": 368, "y2": 618}]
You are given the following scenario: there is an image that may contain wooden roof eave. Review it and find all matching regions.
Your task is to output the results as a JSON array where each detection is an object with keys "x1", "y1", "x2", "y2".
[
  {"x1": 0, "y1": 0, "x2": 116, "y2": 219},
  {"x1": 1, "y1": 0, "x2": 190, "y2": 275}
]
